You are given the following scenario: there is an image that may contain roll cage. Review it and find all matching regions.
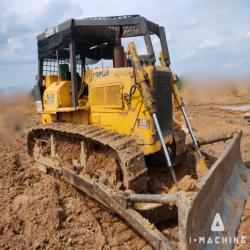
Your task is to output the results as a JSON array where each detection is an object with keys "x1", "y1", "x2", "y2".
[{"x1": 36, "y1": 15, "x2": 171, "y2": 107}]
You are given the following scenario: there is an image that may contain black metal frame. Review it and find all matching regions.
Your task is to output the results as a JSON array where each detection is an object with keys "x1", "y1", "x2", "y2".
[
  {"x1": 37, "y1": 15, "x2": 170, "y2": 65},
  {"x1": 36, "y1": 15, "x2": 171, "y2": 108},
  {"x1": 69, "y1": 41, "x2": 78, "y2": 106}
]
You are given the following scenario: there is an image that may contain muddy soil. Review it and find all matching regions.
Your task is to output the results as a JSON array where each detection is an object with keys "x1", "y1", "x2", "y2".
[
  {"x1": 0, "y1": 99, "x2": 152, "y2": 250},
  {"x1": 0, "y1": 85, "x2": 250, "y2": 249}
]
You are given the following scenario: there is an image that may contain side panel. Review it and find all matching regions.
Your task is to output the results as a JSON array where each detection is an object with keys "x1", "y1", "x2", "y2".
[
  {"x1": 58, "y1": 110, "x2": 89, "y2": 124},
  {"x1": 43, "y1": 80, "x2": 72, "y2": 112},
  {"x1": 87, "y1": 67, "x2": 173, "y2": 155}
]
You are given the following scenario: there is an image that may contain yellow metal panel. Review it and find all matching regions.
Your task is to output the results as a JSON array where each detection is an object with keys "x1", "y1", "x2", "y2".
[
  {"x1": 105, "y1": 85, "x2": 123, "y2": 108},
  {"x1": 45, "y1": 75, "x2": 57, "y2": 88},
  {"x1": 89, "y1": 85, "x2": 123, "y2": 108},
  {"x1": 59, "y1": 81, "x2": 71, "y2": 107},
  {"x1": 41, "y1": 113, "x2": 56, "y2": 124},
  {"x1": 43, "y1": 81, "x2": 71, "y2": 112},
  {"x1": 86, "y1": 66, "x2": 173, "y2": 155},
  {"x1": 43, "y1": 87, "x2": 58, "y2": 112},
  {"x1": 89, "y1": 86, "x2": 105, "y2": 106},
  {"x1": 57, "y1": 110, "x2": 88, "y2": 124}
]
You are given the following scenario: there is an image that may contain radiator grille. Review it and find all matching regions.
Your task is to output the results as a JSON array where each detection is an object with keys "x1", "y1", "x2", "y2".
[{"x1": 153, "y1": 71, "x2": 172, "y2": 136}]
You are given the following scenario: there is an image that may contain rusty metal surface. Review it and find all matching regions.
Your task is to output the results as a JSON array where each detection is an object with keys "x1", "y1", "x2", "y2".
[
  {"x1": 31, "y1": 152, "x2": 176, "y2": 249},
  {"x1": 128, "y1": 193, "x2": 178, "y2": 204},
  {"x1": 93, "y1": 182, "x2": 175, "y2": 250},
  {"x1": 35, "y1": 159, "x2": 176, "y2": 249},
  {"x1": 186, "y1": 133, "x2": 234, "y2": 152},
  {"x1": 178, "y1": 131, "x2": 250, "y2": 250},
  {"x1": 197, "y1": 133, "x2": 234, "y2": 146},
  {"x1": 32, "y1": 158, "x2": 176, "y2": 249}
]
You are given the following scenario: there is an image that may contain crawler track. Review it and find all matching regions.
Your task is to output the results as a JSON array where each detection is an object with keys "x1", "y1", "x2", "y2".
[{"x1": 27, "y1": 123, "x2": 148, "y2": 192}]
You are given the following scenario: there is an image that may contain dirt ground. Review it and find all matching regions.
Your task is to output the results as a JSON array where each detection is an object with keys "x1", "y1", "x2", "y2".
[{"x1": 0, "y1": 83, "x2": 250, "y2": 249}]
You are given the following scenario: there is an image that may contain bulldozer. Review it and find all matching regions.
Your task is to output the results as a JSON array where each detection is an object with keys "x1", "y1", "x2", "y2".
[{"x1": 28, "y1": 15, "x2": 250, "y2": 249}]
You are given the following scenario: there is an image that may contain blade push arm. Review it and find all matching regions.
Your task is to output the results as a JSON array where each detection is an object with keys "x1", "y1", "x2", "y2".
[
  {"x1": 128, "y1": 42, "x2": 155, "y2": 114},
  {"x1": 159, "y1": 50, "x2": 208, "y2": 175},
  {"x1": 128, "y1": 42, "x2": 178, "y2": 188},
  {"x1": 172, "y1": 77, "x2": 208, "y2": 175}
]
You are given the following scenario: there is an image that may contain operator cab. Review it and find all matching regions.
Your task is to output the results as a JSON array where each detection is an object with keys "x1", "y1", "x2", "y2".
[{"x1": 34, "y1": 15, "x2": 171, "y2": 112}]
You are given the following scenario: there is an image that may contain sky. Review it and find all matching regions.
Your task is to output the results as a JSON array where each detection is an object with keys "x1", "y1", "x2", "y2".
[{"x1": 0, "y1": 0, "x2": 250, "y2": 91}]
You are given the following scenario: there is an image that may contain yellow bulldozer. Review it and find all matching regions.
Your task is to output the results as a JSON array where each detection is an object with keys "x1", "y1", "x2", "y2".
[{"x1": 28, "y1": 15, "x2": 250, "y2": 249}]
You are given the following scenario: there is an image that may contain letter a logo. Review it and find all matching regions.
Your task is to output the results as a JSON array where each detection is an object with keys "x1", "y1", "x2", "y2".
[{"x1": 211, "y1": 213, "x2": 225, "y2": 232}]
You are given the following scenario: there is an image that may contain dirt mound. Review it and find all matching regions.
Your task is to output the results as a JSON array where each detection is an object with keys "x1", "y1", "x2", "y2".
[
  {"x1": 0, "y1": 100, "x2": 151, "y2": 249},
  {"x1": 0, "y1": 134, "x2": 150, "y2": 249},
  {"x1": 0, "y1": 95, "x2": 35, "y2": 144}
]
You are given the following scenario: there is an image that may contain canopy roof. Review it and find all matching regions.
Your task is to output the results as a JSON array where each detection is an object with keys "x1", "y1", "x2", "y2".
[{"x1": 37, "y1": 15, "x2": 160, "y2": 60}]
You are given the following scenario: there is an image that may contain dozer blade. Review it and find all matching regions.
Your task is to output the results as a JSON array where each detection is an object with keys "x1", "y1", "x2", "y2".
[{"x1": 178, "y1": 131, "x2": 250, "y2": 250}]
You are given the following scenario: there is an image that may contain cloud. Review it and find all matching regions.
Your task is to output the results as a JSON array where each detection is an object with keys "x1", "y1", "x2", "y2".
[
  {"x1": 182, "y1": 50, "x2": 197, "y2": 60},
  {"x1": 181, "y1": 38, "x2": 221, "y2": 60},
  {"x1": 7, "y1": 37, "x2": 23, "y2": 52},
  {"x1": 198, "y1": 39, "x2": 221, "y2": 49},
  {"x1": 246, "y1": 31, "x2": 250, "y2": 38},
  {"x1": 181, "y1": 18, "x2": 198, "y2": 28},
  {"x1": 0, "y1": 33, "x2": 35, "y2": 65},
  {"x1": 189, "y1": 18, "x2": 198, "y2": 25},
  {"x1": 182, "y1": 39, "x2": 222, "y2": 61}
]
